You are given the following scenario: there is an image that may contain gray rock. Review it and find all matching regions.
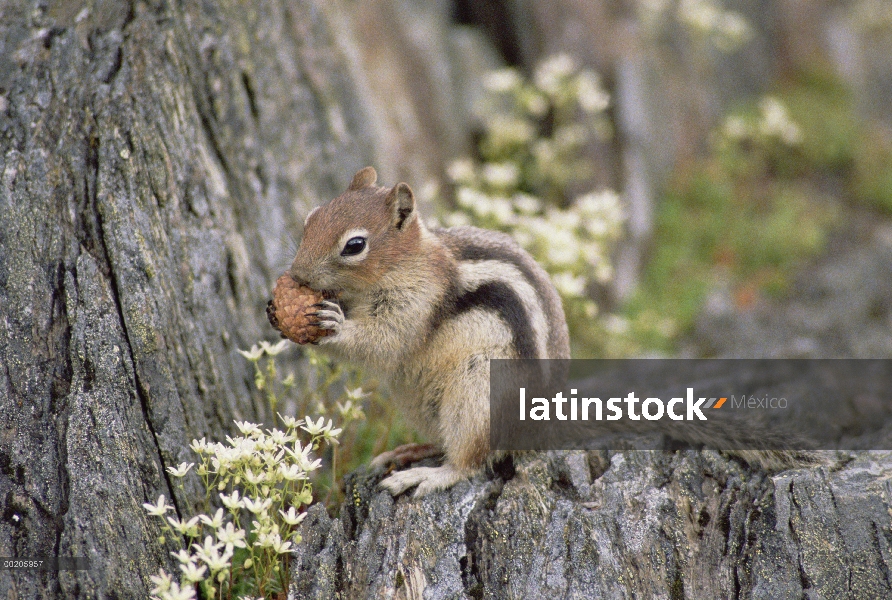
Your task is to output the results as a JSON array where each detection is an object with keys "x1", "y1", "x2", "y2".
[
  {"x1": 293, "y1": 450, "x2": 892, "y2": 598},
  {"x1": 0, "y1": 0, "x2": 373, "y2": 596}
]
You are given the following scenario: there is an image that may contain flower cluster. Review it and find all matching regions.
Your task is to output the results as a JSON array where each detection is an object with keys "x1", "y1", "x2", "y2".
[
  {"x1": 240, "y1": 338, "x2": 389, "y2": 510},
  {"x1": 144, "y1": 415, "x2": 339, "y2": 599},
  {"x1": 636, "y1": 0, "x2": 753, "y2": 52},
  {"x1": 442, "y1": 54, "x2": 623, "y2": 350},
  {"x1": 466, "y1": 53, "x2": 612, "y2": 197},
  {"x1": 721, "y1": 96, "x2": 802, "y2": 148},
  {"x1": 678, "y1": 0, "x2": 753, "y2": 51}
]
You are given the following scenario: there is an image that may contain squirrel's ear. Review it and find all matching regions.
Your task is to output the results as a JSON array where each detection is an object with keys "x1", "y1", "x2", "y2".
[
  {"x1": 348, "y1": 167, "x2": 377, "y2": 190},
  {"x1": 385, "y1": 182, "x2": 416, "y2": 230}
]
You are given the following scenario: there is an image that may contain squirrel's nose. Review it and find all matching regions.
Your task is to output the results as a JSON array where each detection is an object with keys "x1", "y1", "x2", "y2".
[{"x1": 288, "y1": 261, "x2": 312, "y2": 287}]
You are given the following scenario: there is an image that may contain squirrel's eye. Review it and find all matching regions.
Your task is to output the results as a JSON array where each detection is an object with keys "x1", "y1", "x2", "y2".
[{"x1": 341, "y1": 236, "x2": 367, "y2": 257}]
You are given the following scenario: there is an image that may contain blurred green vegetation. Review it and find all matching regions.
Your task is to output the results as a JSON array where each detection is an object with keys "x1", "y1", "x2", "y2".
[{"x1": 614, "y1": 69, "x2": 892, "y2": 355}]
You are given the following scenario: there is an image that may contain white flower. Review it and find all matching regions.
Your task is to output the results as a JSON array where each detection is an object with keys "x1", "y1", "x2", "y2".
[
  {"x1": 545, "y1": 207, "x2": 582, "y2": 231},
  {"x1": 265, "y1": 428, "x2": 291, "y2": 446},
  {"x1": 344, "y1": 386, "x2": 368, "y2": 401},
  {"x1": 199, "y1": 544, "x2": 233, "y2": 573},
  {"x1": 237, "y1": 344, "x2": 264, "y2": 361},
  {"x1": 228, "y1": 436, "x2": 258, "y2": 459},
  {"x1": 482, "y1": 162, "x2": 519, "y2": 189},
  {"x1": 259, "y1": 339, "x2": 289, "y2": 356},
  {"x1": 584, "y1": 217, "x2": 612, "y2": 237},
  {"x1": 512, "y1": 228, "x2": 533, "y2": 248},
  {"x1": 167, "y1": 515, "x2": 200, "y2": 537},
  {"x1": 149, "y1": 569, "x2": 173, "y2": 595},
  {"x1": 243, "y1": 496, "x2": 272, "y2": 515},
  {"x1": 171, "y1": 549, "x2": 193, "y2": 564},
  {"x1": 254, "y1": 531, "x2": 293, "y2": 554},
  {"x1": 158, "y1": 581, "x2": 195, "y2": 600},
  {"x1": 512, "y1": 193, "x2": 542, "y2": 215},
  {"x1": 534, "y1": 53, "x2": 576, "y2": 94},
  {"x1": 524, "y1": 92, "x2": 549, "y2": 117},
  {"x1": 552, "y1": 272, "x2": 588, "y2": 297},
  {"x1": 679, "y1": 0, "x2": 752, "y2": 51},
  {"x1": 575, "y1": 189, "x2": 620, "y2": 215},
  {"x1": 192, "y1": 535, "x2": 224, "y2": 561},
  {"x1": 483, "y1": 67, "x2": 522, "y2": 92},
  {"x1": 244, "y1": 468, "x2": 266, "y2": 485},
  {"x1": 456, "y1": 187, "x2": 489, "y2": 211},
  {"x1": 189, "y1": 438, "x2": 209, "y2": 455},
  {"x1": 284, "y1": 441, "x2": 321, "y2": 472},
  {"x1": 554, "y1": 124, "x2": 588, "y2": 150},
  {"x1": 166, "y1": 462, "x2": 194, "y2": 478},
  {"x1": 487, "y1": 197, "x2": 516, "y2": 225},
  {"x1": 300, "y1": 416, "x2": 331, "y2": 436},
  {"x1": 595, "y1": 261, "x2": 614, "y2": 283},
  {"x1": 532, "y1": 139, "x2": 557, "y2": 166},
  {"x1": 717, "y1": 11, "x2": 752, "y2": 48},
  {"x1": 278, "y1": 463, "x2": 307, "y2": 482},
  {"x1": 447, "y1": 158, "x2": 477, "y2": 185},
  {"x1": 234, "y1": 421, "x2": 262, "y2": 437},
  {"x1": 272, "y1": 537, "x2": 293, "y2": 554},
  {"x1": 210, "y1": 453, "x2": 231, "y2": 475},
  {"x1": 277, "y1": 413, "x2": 302, "y2": 429},
  {"x1": 488, "y1": 117, "x2": 535, "y2": 147},
  {"x1": 179, "y1": 560, "x2": 207, "y2": 583},
  {"x1": 336, "y1": 399, "x2": 365, "y2": 421},
  {"x1": 519, "y1": 214, "x2": 552, "y2": 241},
  {"x1": 143, "y1": 495, "x2": 174, "y2": 517},
  {"x1": 216, "y1": 522, "x2": 247, "y2": 549},
  {"x1": 280, "y1": 506, "x2": 307, "y2": 526},
  {"x1": 545, "y1": 236, "x2": 581, "y2": 268},
  {"x1": 199, "y1": 508, "x2": 225, "y2": 530},
  {"x1": 759, "y1": 96, "x2": 801, "y2": 145},
  {"x1": 680, "y1": 0, "x2": 719, "y2": 32},
  {"x1": 576, "y1": 71, "x2": 610, "y2": 113}
]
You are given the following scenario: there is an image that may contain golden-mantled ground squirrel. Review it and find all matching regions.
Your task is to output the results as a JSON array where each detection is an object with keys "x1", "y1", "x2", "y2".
[{"x1": 289, "y1": 167, "x2": 570, "y2": 497}]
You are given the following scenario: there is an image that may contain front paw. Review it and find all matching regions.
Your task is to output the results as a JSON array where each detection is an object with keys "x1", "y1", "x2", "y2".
[
  {"x1": 371, "y1": 443, "x2": 443, "y2": 469},
  {"x1": 379, "y1": 465, "x2": 470, "y2": 498},
  {"x1": 306, "y1": 300, "x2": 344, "y2": 340}
]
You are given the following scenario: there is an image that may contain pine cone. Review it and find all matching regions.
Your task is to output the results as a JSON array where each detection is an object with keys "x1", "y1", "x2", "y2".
[{"x1": 267, "y1": 274, "x2": 336, "y2": 345}]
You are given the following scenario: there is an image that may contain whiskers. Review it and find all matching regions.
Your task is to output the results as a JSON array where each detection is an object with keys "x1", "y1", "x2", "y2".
[{"x1": 270, "y1": 231, "x2": 301, "y2": 273}]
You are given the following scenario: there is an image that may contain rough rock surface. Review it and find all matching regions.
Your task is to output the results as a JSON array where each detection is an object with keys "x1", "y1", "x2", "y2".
[
  {"x1": 690, "y1": 213, "x2": 892, "y2": 359},
  {"x1": 0, "y1": 0, "x2": 373, "y2": 596},
  {"x1": 292, "y1": 450, "x2": 892, "y2": 599}
]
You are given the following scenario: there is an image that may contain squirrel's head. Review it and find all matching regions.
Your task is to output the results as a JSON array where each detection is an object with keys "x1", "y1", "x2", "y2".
[{"x1": 289, "y1": 167, "x2": 423, "y2": 295}]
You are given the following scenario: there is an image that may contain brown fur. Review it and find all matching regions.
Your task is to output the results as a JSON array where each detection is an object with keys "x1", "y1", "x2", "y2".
[
  {"x1": 291, "y1": 167, "x2": 570, "y2": 497},
  {"x1": 291, "y1": 181, "x2": 423, "y2": 295}
]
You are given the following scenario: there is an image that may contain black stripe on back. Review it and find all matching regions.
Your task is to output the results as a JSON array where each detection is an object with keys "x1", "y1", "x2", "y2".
[
  {"x1": 456, "y1": 244, "x2": 541, "y2": 292},
  {"x1": 432, "y1": 281, "x2": 538, "y2": 359}
]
